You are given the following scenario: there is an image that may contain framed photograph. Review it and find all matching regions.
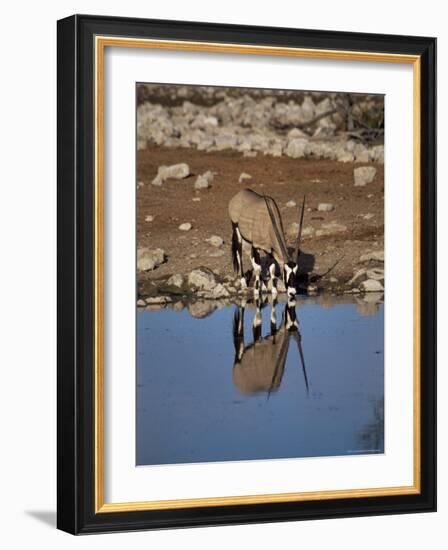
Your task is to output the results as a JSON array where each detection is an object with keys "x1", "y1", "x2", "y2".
[{"x1": 57, "y1": 14, "x2": 436, "y2": 534}]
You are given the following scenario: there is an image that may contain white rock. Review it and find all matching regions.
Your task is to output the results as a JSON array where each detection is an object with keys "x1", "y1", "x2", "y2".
[
  {"x1": 363, "y1": 213, "x2": 374, "y2": 220},
  {"x1": 209, "y1": 250, "x2": 225, "y2": 258},
  {"x1": 145, "y1": 215, "x2": 154, "y2": 222},
  {"x1": 179, "y1": 223, "x2": 192, "y2": 231},
  {"x1": 146, "y1": 295, "x2": 172, "y2": 304},
  {"x1": 239, "y1": 172, "x2": 252, "y2": 183},
  {"x1": 137, "y1": 299, "x2": 146, "y2": 307},
  {"x1": 211, "y1": 283, "x2": 230, "y2": 298},
  {"x1": 188, "y1": 300, "x2": 218, "y2": 319},
  {"x1": 285, "y1": 138, "x2": 307, "y2": 159},
  {"x1": 137, "y1": 248, "x2": 165, "y2": 271},
  {"x1": 286, "y1": 200, "x2": 296, "y2": 208},
  {"x1": 192, "y1": 197, "x2": 201, "y2": 202},
  {"x1": 188, "y1": 268, "x2": 218, "y2": 291},
  {"x1": 348, "y1": 268, "x2": 367, "y2": 286},
  {"x1": 206, "y1": 235, "x2": 224, "y2": 248},
  {"x1": 318, "y1": 203, "x2": 335, "y2": 212},
  {"x1": 337, "y1": 151, "x2": 355, "y2": 163},
  {"x1": 354, "y1": 166, "x2": 377, "y2": 186},
  {"x1": 215, "y1": 133, "x2": 238, "y2": 150},
  {"x1": 167, "y1": 274, "x2": 184, "y2": 288},
  {"x1": 359, "y1": 250, "x2": 384, "y2": 262},
  {"x1": 194, "y1": 170, "x2": 214, "y2": 189},
  {"x1": 152, "y1": 163, "x2": 190, "y2": 186},
  {"x1": 287, "y1": 128, "x2": 307, "y2": 139},
  {"x1": 288, "y1": 223, "x2": 314, "y2": 238},
  {"x1": 315, "y1": 222, "x2": 348, "y2": 237},
  {"x1": 360, "y1": 279, "x2": 384, "y2": 292},
  {"x1": 370, "y1": 145, "x2": 385, "y2": 164},
  {"x1": 366, "y1": 268, "x2": 384, "y2": 281}
]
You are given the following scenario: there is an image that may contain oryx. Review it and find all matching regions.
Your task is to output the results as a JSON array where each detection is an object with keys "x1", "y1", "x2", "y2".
[
  {"x1": 229, "y1": 188, "x2": 306, "y2": 298},
  {"x1": 232, "y1": 298, "x2": 309, "y2": 396}
]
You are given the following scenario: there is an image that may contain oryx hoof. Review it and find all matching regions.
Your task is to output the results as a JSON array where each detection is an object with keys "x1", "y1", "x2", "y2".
[
  {"x1": 271, "y1": 286, "x2": 278, "y2": 297},
  {"x1": 253, "y1": 288, "x2": 260, "y2": 298}
]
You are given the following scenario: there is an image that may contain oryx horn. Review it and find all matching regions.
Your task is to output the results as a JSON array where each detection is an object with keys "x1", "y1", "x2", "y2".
[{"x1": 263, "y1": 195, "x2": 289, "y2": 261}]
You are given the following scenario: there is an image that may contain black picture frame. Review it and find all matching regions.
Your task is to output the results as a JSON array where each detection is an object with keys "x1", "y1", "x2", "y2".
[{"x1": 57, "y1": 14, "x2": 436, "y2": 534}]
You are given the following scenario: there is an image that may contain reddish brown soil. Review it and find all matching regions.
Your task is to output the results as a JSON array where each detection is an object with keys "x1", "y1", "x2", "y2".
[{"x1": 137, "y1": 145, "x2": 384, "y2": 295}]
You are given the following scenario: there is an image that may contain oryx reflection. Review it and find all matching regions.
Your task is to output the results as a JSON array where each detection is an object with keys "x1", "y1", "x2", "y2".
[{"x1": 232, "y1": 298, "x2": 309, "y2": 396}]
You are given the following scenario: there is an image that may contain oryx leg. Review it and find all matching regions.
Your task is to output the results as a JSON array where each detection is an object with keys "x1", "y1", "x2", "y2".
[
  {"x1": 250, "y1": 246, "x2": 262, "y2": 298},
  {"x1": 252, "y1": 298, "x2": 262, "y2": 342},
  {"x1": 231, "y1": 222, "x2": 246, "y2": 288},
  {"x1": 232, "y1": 305, "x2": 245, "y2": 363},
  {"x1": 268, "y1": 255, "x2": 279, "y2": 298},
  {"x1": 270, "y1": 297, "x2": 278, "y2": 335}
]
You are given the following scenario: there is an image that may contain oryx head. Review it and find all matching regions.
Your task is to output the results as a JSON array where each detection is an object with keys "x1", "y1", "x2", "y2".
[{"x1": 265, "y1": 195, "x2": 306, "y2": 298}]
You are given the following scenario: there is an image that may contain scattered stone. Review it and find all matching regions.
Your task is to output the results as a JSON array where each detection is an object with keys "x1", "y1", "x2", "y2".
[
  {"x1": 206, "y1": 235, "x2": 224, "y2": 248},
  {"x1": 363, "y1": 213, "x2": 374, "y2": 220},
  {"x1": 370, "y1": 145, "x2": 385, "y2": 164},
  {"x1": 354, "y1": 166, "x2": 377, "y2": 186},
  {"x1": 307, "y1": 284, "x2": 318, "y2": 295},
  {"x1": 188, "y1": 300, "x2": 218, "y2": 319},
  {"x1": 318, "y1": 203, "x2": 335, "y2": 212},
  {"x1": 286, "y1": 200, "x2": 296, "y2": 208},
  {"x1": 348, "y1": 268, "x2": 367, "y2": 286},
  {"x1": 194, "y1": 170, "x2": 214, "y2": 189},
  {"x1": 179, "y1": 223, "x2": 192, "y2": 231},
  {"x1": 138, "y1": 88, "x2": 383, "y2": 163},
  {"x1": 209, "y1": 250, "x2": 225, "y2": 258},
  {"x1": 137, "y1": 247, "x2": 165, "y2": 272},
  {"x1": 211, "y1": 283, "x2": 230, "y2": 298},
  {"x1": 215, "y1": 132, "x2": 238, "y2": 150},
  {"x1": 285, "y1": 138, "x2": 307, "y2": 159},
  {"x1": 172, "y1": 301, "x2": 185, "y2": 312},
  {"x1": 145, "y1": 215, "x2": 154, "y2": 222},
  {"x1": 329, "y1": 277, "x2": 338, "y2": 283},
  {"x1": 239, "y1": 172, "x2": 252, "y2": 183},
  {"x1": 166, "y1": 274, "x2": 184, "y2": 288},
  {"x1": 288, "y1": 223, "x2": 314, "y2": 238},
  {"x1": 315, "y1": 222, "x2": 348, "y2": 237},
  {"x1": 366, "y1": 268, "x2": 384, "y2": 282},
  {"x1": 359, "y1": 250, "x2": 384, "y2": 262},
  {"x1": 137, "y1": 299, "x2": 146, "y2": 307},
  {"x1": 188, "y1": 267, "x2": 218, "y2": 291},
  {"x1": 137, "y1": 181, "x2": 145, "y2": 189},
  {"x1": 287, "y1": 127, "x2": 307, "y2": 139},
  {"x1": 192, "y1": 197, "x2": 201, "y2": 202},
  {"x1": 152, "y1": 163, "x2": 190, "y2": 186},
  {"x1": 360, "y1": 279, "x2": 384, "y2": 292},
  {"x1": 337, "y1": 151, "x2": 355, "y2": 163},
  {"x1": 145, "y1": 295, "x2": 172, "y2": 304}
]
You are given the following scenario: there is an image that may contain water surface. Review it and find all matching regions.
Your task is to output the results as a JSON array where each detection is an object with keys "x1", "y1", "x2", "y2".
[{"x1": 137, "y1": 295, "x2": 384, "y2": 466}]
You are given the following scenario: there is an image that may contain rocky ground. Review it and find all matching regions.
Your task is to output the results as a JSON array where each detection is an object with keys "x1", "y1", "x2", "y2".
[{"x1": 136, "y1": 85, "x2": 384, "y2": 305}]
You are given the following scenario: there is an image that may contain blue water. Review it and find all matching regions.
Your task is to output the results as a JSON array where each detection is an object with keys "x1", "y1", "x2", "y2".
[{"x1": 136, "y1": 296, "x2": 384, "y2": 466}]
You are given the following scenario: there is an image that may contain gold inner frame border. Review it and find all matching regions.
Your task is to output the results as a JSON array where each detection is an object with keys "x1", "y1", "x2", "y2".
[{"x1": 94, "y1": 35, "x2": 421, "y2": 513}]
